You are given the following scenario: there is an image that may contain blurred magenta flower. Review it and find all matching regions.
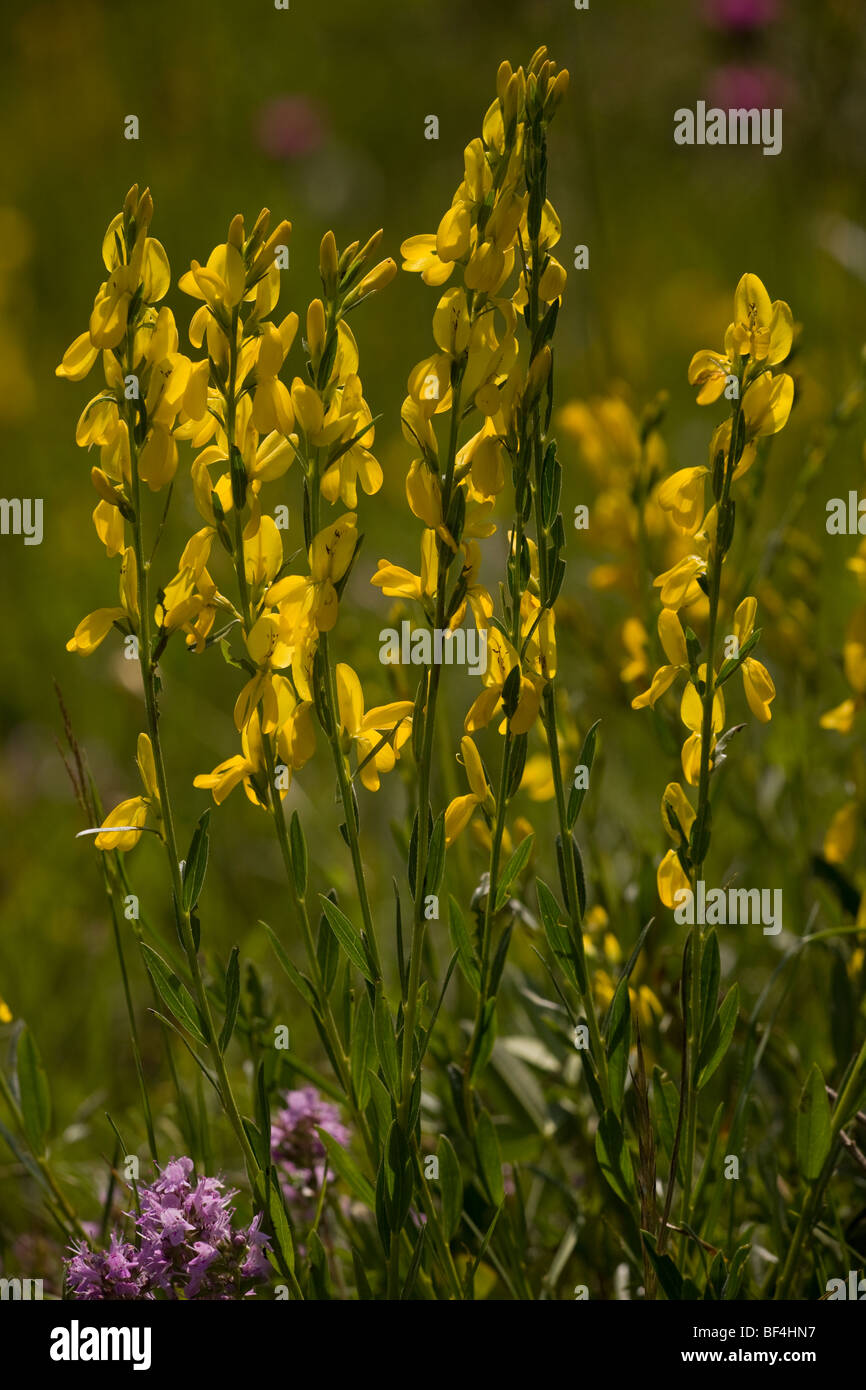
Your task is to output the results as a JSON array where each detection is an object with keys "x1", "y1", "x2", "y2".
[
  {"x1": 708, "y1": 63, "x2": 789, "y2": 111},
  {"x1": 256, "y1": 94, "x2": 326, "y2": 160},
  {"x1": 703, "y1": 0, "x2": 780, "y2": 30}
]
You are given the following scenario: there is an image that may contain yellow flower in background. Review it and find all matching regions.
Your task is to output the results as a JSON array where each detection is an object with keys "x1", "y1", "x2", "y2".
[{"x1": 824, "y1": 801, "x2": 858, "y2": 865}]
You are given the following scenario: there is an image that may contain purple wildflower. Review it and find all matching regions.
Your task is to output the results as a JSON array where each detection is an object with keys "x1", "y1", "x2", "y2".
[
  {"x1": 270, "y1": 1087, "x2": 350, "y2": 1211},
  {"x1": 64, "y1": 1157, "x2": 272, "y2": 1301}
]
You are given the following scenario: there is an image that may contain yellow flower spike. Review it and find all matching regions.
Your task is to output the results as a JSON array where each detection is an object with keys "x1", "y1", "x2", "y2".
[
  {"x1": 94, "y1": 796, "x2": 150, "y2": 852},
  {"x1": 824, "y1": 802, "x2": 858, "y2": 865},
  {"x1": 657, "y1": 466, "x2": 709, "y2": 534},
  {"x1": 661, "y1": 781, "x2": 696, "y2": 843},
  {"x1": 657, "y1": 848, "x2": 691, "y2": 909}
]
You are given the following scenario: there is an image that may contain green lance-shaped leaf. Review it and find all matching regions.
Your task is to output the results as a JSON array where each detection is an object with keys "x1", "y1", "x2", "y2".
[
  {"x1": 796, "y1": 1063, "x2": 832, "y2": 1181},
  {"x1": 260, "y1": 920, "x2": 319, "y2": 1012},
  {"x1": 350, "y1": 993, "x2": 374, "y2": 1111},
  {"x1": 140, "y1": 944, "x2": 208, "y2": 1046},
  {"x1": 494, "y1": 832, "x2": 535, "y2": 911},
  {"x1": 317, "y1": 1127, "x2": 375, "y2": 1208},
  {"x1": 318, "y1": 895, "x2": 376, "y2": 983},
  {"x1": 267, "y1": 1168, "x2": 296, "y2": 1278},
  {"x1": 437, "y1": 1134, "x2": 464, "y2": 1241},
  {"x1": 449, "y1": 896, "x2": 480, "y2": 991},
  {"x1": 536, "y1": 877, "x2": 580, "y2": 990},
  {"x1": 218, "y1": 946, "x2": 240, "y2": 1053},
  {"x1": 373, "y1": 988, "x2": 400, "y2": 1097},
  {"x1": 566, "y1": 719, "x2": 601, "y2": 830},
  {"x1": 641, "y1": 1230, "x2": 683, "y2": 1301},
  {"x1": 181, "y1": 809, "x2": 210, "y2": 912},
  {"x1": 697, "y1": 983, "x2": 739, "y2": 1090},
  {"x1": 474, "y1": 1109, "x2": 505, "y2": 1207},
  {"x1": 16, "y1": 1027, "x2": 51, "y2": 1155},
  {"x1": 606, "y1": 976, "x2": 632, "y2": 1116},
  {"x1": 594, "y1": 1110, "x2": 637, "y2": 1206}
]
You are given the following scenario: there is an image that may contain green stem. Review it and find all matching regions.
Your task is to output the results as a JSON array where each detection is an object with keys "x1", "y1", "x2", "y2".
[{"x1": 399, "y1": 374, "x2": 465, "y2": 1123}]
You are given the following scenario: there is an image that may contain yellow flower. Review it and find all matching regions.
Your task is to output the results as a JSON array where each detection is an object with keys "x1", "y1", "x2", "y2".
[
  {"x1": 445, "y1": 736, "x2": 494, "y2": 845},
  {"x1": 371, "y1": 529, "x2": 439, "y2": 607},
  {"x1": 67, "y1": 546, "x2": 139, "y2": 654},
  {"x1": 730, "y1": 273, "x2": 793, "y2": 364},
  {"x1": 679, "y1": 666, "x2": 725, "y2": 786},
  {"x1": 732, "y1": 597, "x2": 775, "y2": 722},
  {"x1": 657, "y1": 466, "x2": 709, "y2": 535},
  {"x1": 464, "y1": 625, "x2": 540, "y2": 736},
  {"x1": 657, "y1": 848, "x2": 691, "y2": 910},
  {"x1": 195, "y1": 679, "x2": 314, "y2": 808},
  {"x1": 824, "y1": 801, "x2": 858, "y2": 865},
  {"x1": 631, "y1": 609, "x2": 689, "y2": 709},
  {"x1": 94, "y1": 733, "x2": 160, "y2": 851},
  {"x1": 742, "y1": 371, "x2": 794, "y2": 438},
  {"x1": 335, "y1": 664, "x2": 413, "y2": 791}
]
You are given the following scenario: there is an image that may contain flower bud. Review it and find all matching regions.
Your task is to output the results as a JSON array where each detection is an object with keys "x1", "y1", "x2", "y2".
[{"x1": 319, "y1": 230, "x2": 339, "y2": 296}]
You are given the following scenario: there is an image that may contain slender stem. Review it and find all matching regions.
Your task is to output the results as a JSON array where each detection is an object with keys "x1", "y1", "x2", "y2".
[
  {"x1": 124, "y1": 332, "x2": 260, "y2": 1189},
  {"x1": 462, "y1": 730, "x2": 512, "y2": 1135},
  {"x1": 525, "y1": 204, "x2": 610, "y2": 1111},
  {"x1": 680, "y1": 385, "x2": 742, "y2": 1249},
  {"x1": 400, "y1": 374, "x2": 465, "y2": 1123}
]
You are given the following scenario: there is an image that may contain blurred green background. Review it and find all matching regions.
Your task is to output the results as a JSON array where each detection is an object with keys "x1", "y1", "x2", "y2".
[{"x1": 1, "y1": 0, "x2": 865, "y2": 1249}]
